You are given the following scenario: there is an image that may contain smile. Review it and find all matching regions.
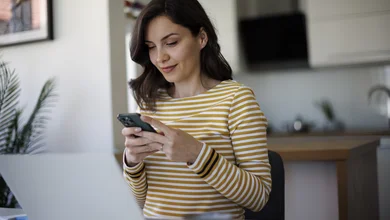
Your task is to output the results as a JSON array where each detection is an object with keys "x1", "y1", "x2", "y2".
[{"x1": 161, "y1": 64, "x2": 177, "y2": 73}]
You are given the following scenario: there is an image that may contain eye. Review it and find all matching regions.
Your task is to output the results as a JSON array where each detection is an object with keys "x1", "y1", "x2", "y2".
[
  {"x1": 147, "y1": 45, "x2": 156, "y2": 50},
  {"x1": 166, "y1": 41, "x2": 177, "y2": 46}
]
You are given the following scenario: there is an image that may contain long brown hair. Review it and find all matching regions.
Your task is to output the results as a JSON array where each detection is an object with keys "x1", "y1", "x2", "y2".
[{"x1": 129, "y1": 0, "x2": 232, "y2": 111}]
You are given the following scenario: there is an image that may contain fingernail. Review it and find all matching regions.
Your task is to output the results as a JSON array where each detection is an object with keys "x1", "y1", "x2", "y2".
[{"x1": 135, "y1": 127, "x2": 141, "y2": 132}]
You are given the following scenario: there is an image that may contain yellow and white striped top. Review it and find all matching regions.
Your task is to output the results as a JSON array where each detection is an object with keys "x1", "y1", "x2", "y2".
[{"x1": 123, "y1": 80, "x2": 271, "y2": 220}]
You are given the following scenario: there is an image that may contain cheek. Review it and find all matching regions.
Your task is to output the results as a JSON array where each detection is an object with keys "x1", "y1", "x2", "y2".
[
  {"x1": 172, "y1": 46, "x2": 195, "y2": 63},
  {"x1": 149, "y1": 50, "x2": 157, "y2": 65},
  {"x1": 180, "y1": 51, "x2": 199, "y2": 67}
]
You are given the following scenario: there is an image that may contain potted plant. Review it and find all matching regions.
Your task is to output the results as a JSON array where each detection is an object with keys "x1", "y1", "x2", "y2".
[
  {"x1": 315, "y1": 99, "x2": 345, "y2": 132},
  {"x1": 0, "y1": 57, "x2": 57, "y2": 208}
]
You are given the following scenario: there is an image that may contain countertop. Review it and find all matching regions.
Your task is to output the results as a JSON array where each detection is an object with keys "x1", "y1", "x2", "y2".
[{"x1": 268, "y1": 136, "x2": 380, "y2": 161}]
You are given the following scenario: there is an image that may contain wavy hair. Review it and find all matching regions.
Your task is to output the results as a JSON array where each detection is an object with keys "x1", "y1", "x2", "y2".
[{"x1": 129, "y1": 0, "x2": 232, "y2": 111}]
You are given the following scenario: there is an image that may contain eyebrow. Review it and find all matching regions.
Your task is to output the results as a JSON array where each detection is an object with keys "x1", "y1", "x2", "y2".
[{"x1": 145, "y1": 33, "x2": 179, "y2": 43}]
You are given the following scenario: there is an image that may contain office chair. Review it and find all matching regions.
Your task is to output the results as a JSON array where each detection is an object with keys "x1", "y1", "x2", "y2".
[{"x1": 244, "y1": 150, "x2": 285, "y2": 220}]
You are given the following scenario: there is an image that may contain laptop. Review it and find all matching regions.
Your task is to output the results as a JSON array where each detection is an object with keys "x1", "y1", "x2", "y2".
[{"x1": 0, "y1": 153, "x2": 144, "y2": 220}]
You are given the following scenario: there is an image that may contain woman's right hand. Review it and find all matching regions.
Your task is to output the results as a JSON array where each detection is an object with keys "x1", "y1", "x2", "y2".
[{"x1": 122, "y1": 127, "x2": 162, "y2": 166}]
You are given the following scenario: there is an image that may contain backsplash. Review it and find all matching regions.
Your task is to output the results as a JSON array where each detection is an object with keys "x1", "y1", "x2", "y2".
[{"x1": 233, "y1": 65, "x2": 389, "y2": 133}]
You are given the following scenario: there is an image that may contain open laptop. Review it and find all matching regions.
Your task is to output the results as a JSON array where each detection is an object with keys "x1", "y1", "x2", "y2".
[{"x1": 0, "y1": 153, "x2": 144, "y2": 220}]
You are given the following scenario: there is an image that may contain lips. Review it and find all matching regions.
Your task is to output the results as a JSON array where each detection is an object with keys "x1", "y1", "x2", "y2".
[{"x1": 161, "y1": 64, "x2": 177, "y2": 73}]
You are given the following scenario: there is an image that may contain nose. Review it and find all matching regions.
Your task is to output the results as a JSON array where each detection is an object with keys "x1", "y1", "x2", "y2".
[{"x1": 156, "y1": 48, "x2": 168, "y2": 63}]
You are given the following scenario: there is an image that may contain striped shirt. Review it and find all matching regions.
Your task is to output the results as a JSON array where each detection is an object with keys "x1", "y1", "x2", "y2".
[{"x1": 123, "y1": 80, "x2": 272, "y2": 220}]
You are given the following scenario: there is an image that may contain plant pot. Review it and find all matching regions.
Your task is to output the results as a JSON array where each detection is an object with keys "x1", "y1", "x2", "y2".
[{"x1": 323, "y1": 119, "x2": 345, "y2": 132}]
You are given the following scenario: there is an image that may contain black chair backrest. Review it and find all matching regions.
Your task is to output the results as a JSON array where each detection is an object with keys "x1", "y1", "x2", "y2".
[{"x1": 244, "y1": 150, "x2": 285, "y2": 220}]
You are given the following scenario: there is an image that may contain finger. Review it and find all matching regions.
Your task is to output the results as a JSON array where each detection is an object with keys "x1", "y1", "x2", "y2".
[
  {"x1": 138, "y1": 131, "x2": 168, "y2": 144},
  {"x1": 125, "y1": 148, "x2": 158, "y2": 163},
  {"x1": 126, "y1": 136, "x2": 155, "y2": 146},
  {"x1": 147, "y1": 142, "x2": 163, "y2": 150},
  {"x1": 122, "y1": 127, "x2": 142, "y2": 136},
  {"x1": 135, "y1": 150, "x2": 159, "y2": 159},
  {"x1": 132, "y1": 143, "x2": 162, "y2": 154},
  {"x1": 140, "y1": 115, "x2": 171, "y2": 135}
]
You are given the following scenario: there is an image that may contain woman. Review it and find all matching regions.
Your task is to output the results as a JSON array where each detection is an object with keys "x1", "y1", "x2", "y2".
[{"x1": 121, "y1": 0, "x2": 271, "y2": 219}]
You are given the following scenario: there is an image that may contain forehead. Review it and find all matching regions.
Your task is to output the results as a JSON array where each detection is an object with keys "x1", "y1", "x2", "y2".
[{"x1": 145, "y1": 16, "x2": 189, "y2": 41}]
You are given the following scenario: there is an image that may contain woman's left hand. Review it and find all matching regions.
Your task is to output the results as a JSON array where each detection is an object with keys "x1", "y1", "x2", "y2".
[{"x1": 138, "y1": 115, "x2": 203, "y2": 163}]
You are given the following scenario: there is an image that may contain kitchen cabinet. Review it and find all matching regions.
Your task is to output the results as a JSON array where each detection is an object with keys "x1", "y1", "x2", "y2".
[
  {"x1": 307, "y1": 0, "x2": 390, "y2": 19},
  {"x1": 307, "y1": 0, "x2": 390, "y2": 67},
  {"x1": 192, "y1": 0, "x2": 390, "y2": 70}
]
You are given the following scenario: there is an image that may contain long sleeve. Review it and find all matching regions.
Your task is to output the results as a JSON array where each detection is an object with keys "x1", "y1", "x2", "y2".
[
  {"x1": 122, "y1": 150, "x2": 148, "y2": 208},
  {"x1": 187, "y1": 85, "x2": 272, "y2": 212}
]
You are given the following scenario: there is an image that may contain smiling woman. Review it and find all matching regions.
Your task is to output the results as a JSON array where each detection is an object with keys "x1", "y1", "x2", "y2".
[
  {"x1": 129, "y1": 0, "x2": 232, "y2": 111},
  {"x1": 120, "y1": 0, "x2": 272, "y2": 219},
  {"x1": 144, "y1": 16, "x2": 207, "y2": 85}
]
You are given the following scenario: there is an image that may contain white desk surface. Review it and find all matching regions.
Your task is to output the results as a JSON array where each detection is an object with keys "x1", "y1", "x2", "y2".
[{"x1": 0, "y1": 208, "x2": 26, "y2": 219}]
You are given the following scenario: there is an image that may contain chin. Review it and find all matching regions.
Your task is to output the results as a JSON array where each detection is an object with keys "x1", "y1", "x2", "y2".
[{"x1": 162, "y1": 74, "x2": 178, "y2": 84}]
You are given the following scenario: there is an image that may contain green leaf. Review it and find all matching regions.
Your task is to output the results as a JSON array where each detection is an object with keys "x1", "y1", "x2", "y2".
[
  {"x1": 20, "y1": 78, "x2": 57, "y2": 153},
  {"x1": 0, "y1": 61, "x2": 20, "y2": 152},
  {"x1": 314, "y1": 99, "x2": 335, "y2": 121},
  {"x1": 0, "y1": 55, "x2": 58, "y2": 208},
  {"x1": 5, "y1": 109, "x2": 21, "y2": 153}
]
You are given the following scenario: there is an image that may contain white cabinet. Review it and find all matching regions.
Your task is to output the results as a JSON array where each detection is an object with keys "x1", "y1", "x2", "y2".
[
  {"x1": 307, "y1": 0, "x2": 390, "y2": 67},
  {"x1": 307, "y1": 0, "x2": 390, "y2": 19}
]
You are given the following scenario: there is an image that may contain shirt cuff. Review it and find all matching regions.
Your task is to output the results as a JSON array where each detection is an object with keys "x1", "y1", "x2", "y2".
[
  {"x1": 186, "y1": 142, "x2": 207, "y2": 166},
  {"x1": 123, "y1": 149, "x2": 145, "y2": 178},
  {"x1": 187, "y1": 143, "x2": 219, "y2": 178}
]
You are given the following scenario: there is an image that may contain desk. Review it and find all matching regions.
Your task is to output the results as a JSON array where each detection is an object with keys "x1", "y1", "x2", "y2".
[
  {"x1": 268, "y1": 136, "x2": 380, "y2": 220},
  {"x1": 115, "y1": 136, "x2": 380, "y2": 220},
  {"x1": 0, "y1": 208, "x2": 26, "y2": 220}
]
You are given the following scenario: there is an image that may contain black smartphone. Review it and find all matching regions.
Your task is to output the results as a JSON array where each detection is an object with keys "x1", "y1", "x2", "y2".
[{"x1": 117, "y1": 113, "x2": 157, "y2": 133}]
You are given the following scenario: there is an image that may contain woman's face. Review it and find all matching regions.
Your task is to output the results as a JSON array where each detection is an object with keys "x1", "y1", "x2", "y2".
[{"x1": 145, "y1": 16, "x2": 207, "y2": 84}]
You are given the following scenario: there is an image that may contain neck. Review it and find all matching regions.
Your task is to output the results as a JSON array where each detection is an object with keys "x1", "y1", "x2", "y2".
[{"x1": 171, "y1": 76, "x2": 220, "y2": 98}]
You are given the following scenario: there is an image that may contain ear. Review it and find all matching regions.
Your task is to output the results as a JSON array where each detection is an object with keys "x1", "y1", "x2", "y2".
[{"x1": 198, "y1": 28, "x2": 208, "y2": 49}]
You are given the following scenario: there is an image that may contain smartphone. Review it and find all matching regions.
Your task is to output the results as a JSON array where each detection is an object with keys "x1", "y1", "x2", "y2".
[{"x1": 117, "y1": 113, "x2": 157, "y2": 133}]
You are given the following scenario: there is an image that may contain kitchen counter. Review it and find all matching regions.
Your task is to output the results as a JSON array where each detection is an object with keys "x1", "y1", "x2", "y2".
[
  {"x1": 269, "y1": 130, "x2": 390, "y2": 138},
  {"x1": 268, "y1": 136, "x2": 380, "y2": 220},
  {"x1": 268, "y1": 136, "x2": 380, "y2": 160}
]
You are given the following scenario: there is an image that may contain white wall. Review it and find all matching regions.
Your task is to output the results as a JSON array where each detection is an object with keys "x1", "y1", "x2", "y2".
[
  {"x1": 2, "y1": 0, "x2": 128, "y2": 153},
  {"x1": 234, "y1": 66, "x2": 388, "y2": 132},
  {"x1": 199, "y1": 0, "x2": 240, "y2": 73},
  {"x1": 108, "y1": 0, "x2": 130, "y2": 153}
]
